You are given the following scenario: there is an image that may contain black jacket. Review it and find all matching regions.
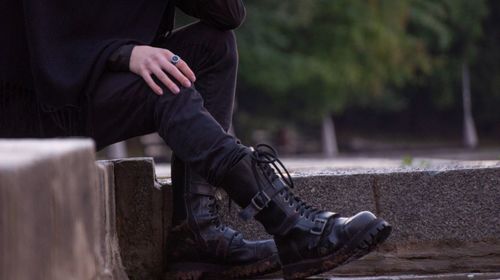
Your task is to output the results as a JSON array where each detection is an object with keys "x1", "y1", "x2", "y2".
[{"x1": 0, "y1": 0, "x2": 244, "y2": 137}]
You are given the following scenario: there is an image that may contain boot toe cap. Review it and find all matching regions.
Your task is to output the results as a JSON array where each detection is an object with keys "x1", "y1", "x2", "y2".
[
  {"x1": 344, "y1": 211, "x2": 377, "y2": 237},
  {"x1": 255, "y1": 239, "x2": 278, "y2": 259}
]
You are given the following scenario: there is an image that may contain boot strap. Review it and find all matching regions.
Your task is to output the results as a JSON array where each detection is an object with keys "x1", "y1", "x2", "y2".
[
  {"x1": 215, "y1": 227, "x2": 238, "y2": 259},
  {"x1": 188, "y1": 182, "x2": 216, "y2": 196},
  {"x1": 293, "y1": 211, "x2": 339, "y2": 235},
  {"x1": 239, "y1": 179, "x2": 287, "y2": 220},
  {"x1": 187, "y1": 166, "x2": 217, "y2": 195}
]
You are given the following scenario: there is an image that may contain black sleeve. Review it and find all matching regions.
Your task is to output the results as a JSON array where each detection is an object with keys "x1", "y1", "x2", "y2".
[
  {"x1": 177, "y1": 0, "x2": 246, "y2": 30},
  {"x1": 107, "y1": 44, "x2": 135, "y2": 71}
]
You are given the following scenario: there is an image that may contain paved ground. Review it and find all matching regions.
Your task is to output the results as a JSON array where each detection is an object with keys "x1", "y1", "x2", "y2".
[
  {"x1": 155, "y1": 156, "x2": 500, "y2": 178},
  {"x1": 154, "y1": 150, "x2": 500, "y2": 280},
  {"x1": 153, "y1": 147, "x2": 500, "y2": 178}
]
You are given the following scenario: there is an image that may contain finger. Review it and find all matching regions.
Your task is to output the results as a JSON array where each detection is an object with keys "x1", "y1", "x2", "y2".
[
  {"x1": 158, "y1": 57, "x2": 192, "y2": 88},
  {"x1": 151, "y1": 66, "x2": 180, "y2": 94},
  {"x1": 141, "y1": 70, "x2": 163, "y2": 95},
  {"x1": 175, "y1": 60, "x2": 196, "y2": 82},
  {"x1": 161, "y1": 50, "x2": 195, "y2": 83}
]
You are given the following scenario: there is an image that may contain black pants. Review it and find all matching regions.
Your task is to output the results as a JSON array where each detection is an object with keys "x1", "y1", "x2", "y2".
[{"x1": 91, "y1": 22, "x2": 243, "y2": 185}]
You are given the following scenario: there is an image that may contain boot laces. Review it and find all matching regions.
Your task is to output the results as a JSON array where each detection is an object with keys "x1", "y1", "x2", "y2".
[
  {"x1": 251, "y1": 144, "x2": 321, "y2": 220},
  {"x1": 206, "y1": 196, "x2": 226, "y2": 231}
]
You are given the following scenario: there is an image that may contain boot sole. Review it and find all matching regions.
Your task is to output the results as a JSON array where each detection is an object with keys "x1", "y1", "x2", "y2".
[
  {"x1": 282, "y1": 218, "x2": 392, "y2": 280},
  {"x1": 166, "y1": 253, "x2": 281, "y2": 280}
]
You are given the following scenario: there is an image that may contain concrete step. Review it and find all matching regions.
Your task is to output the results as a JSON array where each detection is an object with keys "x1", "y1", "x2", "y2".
[
  {"x1": 97, "y1": 158, "x2": 171, "y2": 280},
  {"x1": 158, "y1": 157, "x2": 500, "y2": 276},
  {"x1": 111, "y1": 157, "x2": 500, "y2": 277},
  {"x1": 2, "y1": 140, "x2": 499, "y2": 279},
  {"x1": 215, "y1": 159, "x2": 500, "y2": 276},
  {"x1": 0, "y1": 139, "x2": 126, "y2": 279}
]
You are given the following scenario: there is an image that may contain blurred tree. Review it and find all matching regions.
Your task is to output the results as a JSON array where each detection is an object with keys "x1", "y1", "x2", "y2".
[
  {"x1": 235, "y1": 0, "x2": 491, "y2": 153},
  {"x1": 408, "y1": 0, "x2": 487, "y2": 148},
  {"x1": 472, "y1": 0, "x2": 500, "y2": 138},
  {"x1": 237, "y1": 0, "x2": 431, "y2": 155}
]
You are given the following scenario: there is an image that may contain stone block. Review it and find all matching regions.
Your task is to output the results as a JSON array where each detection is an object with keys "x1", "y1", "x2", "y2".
[
  {"x1": 103, "y1": 158, "x2": 172, "y2": 280},
  {"x1": 218, "y1": 164, "x2": 500, "y2": 275},
  {"x1": 96, "y1": 161, "x2": 129, "y2": 279},
  {"x1": 374, "y1": 168, "x2": 500, "y2": 244},
  {"x1": 0, "y1": 139, "x2": 104, "y2": 280}
]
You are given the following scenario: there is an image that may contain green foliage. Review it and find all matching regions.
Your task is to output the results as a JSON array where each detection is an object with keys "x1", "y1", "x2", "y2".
[
  {"x1": 401, "y1": 155, "x2": 413, "y2": 166},
  {"x1": 236, "y1": 0, "x2": 491, "y2": 122},
  {"x1": 407, "y1": 0, "x2": 488, "y2": 109}
]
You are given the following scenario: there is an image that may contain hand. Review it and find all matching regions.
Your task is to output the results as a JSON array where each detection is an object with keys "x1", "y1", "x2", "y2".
[{"x1": 129, "y1": 45, "x2": 196, "y2": 95}]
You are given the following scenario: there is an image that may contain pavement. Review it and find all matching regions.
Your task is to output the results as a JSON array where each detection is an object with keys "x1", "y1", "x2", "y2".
[
  {"x1": 155, "y1": 157, "x2": 500, "y2": 178},
  {"x1": 153, "y1": 153, "x2": 500, "y2": 280}
]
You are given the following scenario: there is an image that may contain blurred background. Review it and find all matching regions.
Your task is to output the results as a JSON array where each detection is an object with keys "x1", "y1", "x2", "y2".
[{"x1": 103, "y1": 0, "x2": 500, "y2": 162}]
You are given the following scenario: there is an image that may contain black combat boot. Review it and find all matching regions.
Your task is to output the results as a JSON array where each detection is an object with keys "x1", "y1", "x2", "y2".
[
  {"x1": 220, "y1": 144, "x2": 392, "y2": 280},
  {"x1": 166, "y1": 155, "x2": 281, "y2": 279}
]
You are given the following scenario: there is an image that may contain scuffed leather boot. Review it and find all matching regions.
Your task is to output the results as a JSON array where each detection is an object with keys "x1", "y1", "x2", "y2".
[
  {"x1": 220, "y1": 144, "x2": 392, "y2": 280},
  {"x1": 166, "y1": 156, "x2": 281, "y2": 279}
]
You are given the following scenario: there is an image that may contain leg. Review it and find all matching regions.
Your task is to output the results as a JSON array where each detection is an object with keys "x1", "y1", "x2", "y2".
[
  {"x1": 90, "y1": 45, "x2": 280, "y2": 279},
  {"x1": 158, "y1": 21, "x2": 237, "y2": 131},
  {"x1": 156, "y1": 21, "x2": 238, "y2": 225},
  {"x1": 157, "y1": 23, "x2": 281, "y2": 278},
  {"x1": 91, "y1": 31, "x2": 392, "y2": 280},
  {"x1": 219, "y1": 145, "x2": 393, "y2": 279},
  {"x1": 90, "y1": 70, "x2": 241, "y2": 185}
]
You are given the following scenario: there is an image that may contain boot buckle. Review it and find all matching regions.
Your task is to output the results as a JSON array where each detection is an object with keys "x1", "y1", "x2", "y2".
[
  {"x1": 310, "y1": 218, "x2": 327, "y2": 235},
  {"x1": 251, "y1": 191, "x2": 271, "y2": 211},
  {"x1": 239, "y1": 191, "x2": 272, "y2": 221}
]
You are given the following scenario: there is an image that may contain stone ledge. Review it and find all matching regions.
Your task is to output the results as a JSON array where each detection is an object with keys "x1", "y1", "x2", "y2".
[
  {"x1": 102, "y1": 157, "x2": 500, "y2": 276},
  {"x1": 3, "y1": 140, "x2": 497, "y2": 279},
  {"x1": 0, "y1": 139, "x2": 110, "y2": 279},
  {"x1": 157, "y1": 158, "x2": 500, "y2": 275},
  {"x1": 97, "y1": 158, "x2": 172, "y2": 280},
  {"x1": 219, "y1": 163, "x2": 500, "y2": 275}
]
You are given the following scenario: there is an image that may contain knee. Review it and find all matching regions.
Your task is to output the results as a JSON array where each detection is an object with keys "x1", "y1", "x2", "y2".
[{"x1": 153, "y1": 85, "x2": 203, "y2": 125}]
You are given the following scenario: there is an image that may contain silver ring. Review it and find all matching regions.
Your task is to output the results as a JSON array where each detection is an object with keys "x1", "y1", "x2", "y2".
[{"x1": 170, "y1": 55, "x2": 181, "y2": 65}]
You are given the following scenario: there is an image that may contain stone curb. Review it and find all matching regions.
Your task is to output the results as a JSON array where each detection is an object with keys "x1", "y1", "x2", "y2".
[
  {"x1": 219, "y1": 166, "x2": 500, "y2": 275},
  {"x1": 2, "y1": 140, "x2": 498, "y2": 279},
  {"x1": 0, "y1": 140, "x2": 109, "y2": 279}
]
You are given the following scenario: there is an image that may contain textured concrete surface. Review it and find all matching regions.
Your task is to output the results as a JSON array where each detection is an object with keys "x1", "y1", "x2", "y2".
[
  {"x1": 214, "y1": 162, "x2": 500, "y2": 275},
  {"x1": 155, "y1": 157, "x2": 500, "y2": 275},
  {"x1": 96, "y1": 162, "x2": 129, "y2": 279},
  {"x1": 0, "y1": 140, "x2": 106, "y2": 280},
  {"x1": 101, "y1": 158, "x2": 172, "y2": 280},
  {"x1": 155, "y1": 157, "x2": 500, "y2": 178},
  {"x1": 2, "y1": 140, "x2": 497, "y2": 280}
]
